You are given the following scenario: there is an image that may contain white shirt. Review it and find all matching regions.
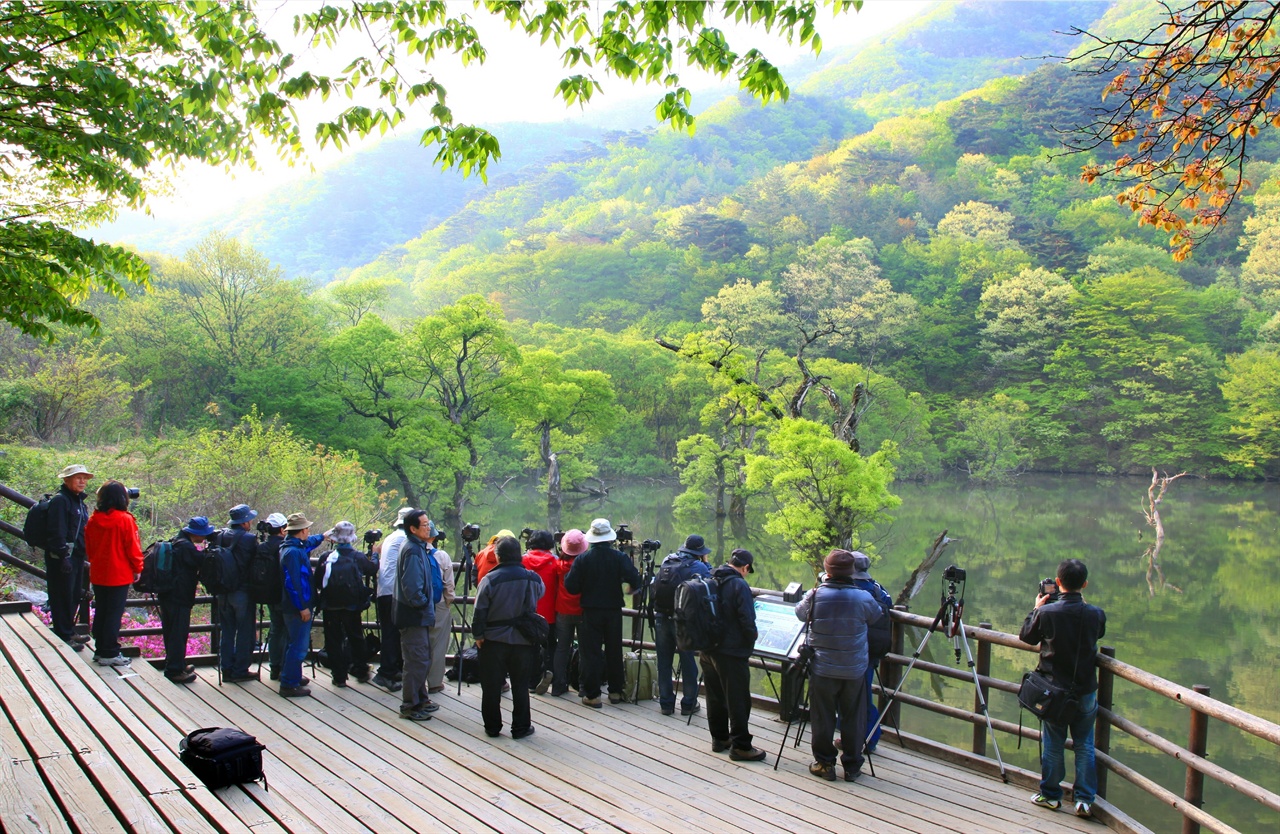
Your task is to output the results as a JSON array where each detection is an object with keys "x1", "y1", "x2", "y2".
[
  {"x1": 377, "y1": 529, "x2": 408, "y2": 597},
  {"x1": 433, "y1": 547, "x2": 456, "y2": 606}
]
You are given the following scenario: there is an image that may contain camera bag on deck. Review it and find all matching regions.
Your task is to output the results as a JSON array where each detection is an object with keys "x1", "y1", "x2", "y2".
[{"x1": 179, "y1": 727, "x2": 267, "y2": 791}]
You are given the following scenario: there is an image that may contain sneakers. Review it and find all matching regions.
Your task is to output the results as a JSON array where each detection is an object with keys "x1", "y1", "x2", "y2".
[
  {"x1": 280, "y1": 685, "x2": 312, "y2": 698},
  {"x1": 844, "y1": 767, "x2": 861, "y2": 783},
  {"x1": 428, "y1": 685, "x2": 445, "y2": 694},
  {"x1": 401, "y1": 707, "x2": 433, "y2": 721},
  {"x1": 534, "y1": 670, "x2": 553, "y2": 695},
  {"x1": 730, "y1": 747, "x2": 767, "y2": 762},
  {"x1": 166, "y1": 671, "x2": 197, "y2": 684},
  {"x1": 809, "y1": 761, "x2": 837, "y2": 781},
  {"x1": 711, "y1": 738, "x2": 731, "y2": 753},
  {"x1": 95, "y1": 655, "x2": 131, "y2": 667},
  {"x1": 71, "y1": 634, "x2": 91, "y2": 645},
  {"x1": 680, "y1": 702, "x2": 701, "y2": 716},
  {"x1": 512, "y1": 726, "x2": 536, "y2": 740},
  {"x1": 373, "y1": 674, "x2": 398, "y2": 691},
  {"x1": 225, "y1": 671, "x2": 259, "y2": 683},
  {"x1": 419, "y1": 700, "x2": 441, "y2": 713},
  {"x1": 608, "y1": 692, "x2": 624, "y2": 705},
  {"x1": 1074, "y1": 801, "x2": 1092, "y2": 818},
  {"x1": 1031, "y1": 793, "x2": 1061, "y2": 811},
  {"x1": 581, "y1": 696, "x2": 603, "y2": 709}
]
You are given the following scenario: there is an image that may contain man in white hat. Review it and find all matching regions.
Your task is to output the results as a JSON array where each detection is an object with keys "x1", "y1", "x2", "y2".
[
  {"x1": 373, "y1": 507, "x2": 414, "y2": 691},
  {"x1": 562, "y1": 518, "x2": 641, "y2": 708},
  {"x1": 44, "y1": 464, "x2": 94, "y2": 649}
]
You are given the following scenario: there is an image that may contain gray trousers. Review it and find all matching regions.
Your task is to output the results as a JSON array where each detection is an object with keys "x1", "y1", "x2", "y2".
[
  {"x1": 399, "y1": 625, "x2": 431, "y2": 712},
  {"x1": 427, "y1": 602, "x2": 452, "y2": 690},
  {"x1": 809, "y1": 673, "x2": 868, "y2": 772}
]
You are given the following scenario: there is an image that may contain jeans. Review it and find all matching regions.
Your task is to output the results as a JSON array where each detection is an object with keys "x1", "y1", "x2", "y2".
[
  {"x1": 1040, "y1": 690, "x2": 1099, "y2": 804},
  {"x1": 701, "y1": 651, "x2": 753, "y2": 750},
  {"x1": 376, "y1": 595, "x2": 402, "y2": 679},
  {"x1": 90, "y1": 584, "x2": 129, "y2": 659},
  {"x1": 217, "y1": 589, "x2": 256, "y2": 675},
  {"x1": 157, "y1": 596, "x2": 192, "y2": 677},
  {"x1": 266, "y1": 604, "x2": 285, "y2": 675},
  {"x1": 480, "y1": 640, "x2": 536, "y2": 736},
  {"x1": 579, "y1": 608, "x2": 624, "y2": 699},
  {"x1": 553, "y1": 614, "x2": 581, "y2": 693},
  {"x1": 323, "y1": 608, "x2": 369, "y2": 683},
  {"x1": 45, "y1": 554, "x2": 85, "y2": 642},
  {"x1": 281, "y1": 607, "x2": 312, "y2": 688},
  {"x1": 810, "y1": 673, "x2": 868, "y2": 772},
  {"x1": 428, "y1": 602, "x2": 452, "y2": 689},
  {"x1": 655, "y1": 612, "x2": 699, "y2": 710},
  {"x1": 399, "y1": 625, "x2": 431, "y2": 713}
]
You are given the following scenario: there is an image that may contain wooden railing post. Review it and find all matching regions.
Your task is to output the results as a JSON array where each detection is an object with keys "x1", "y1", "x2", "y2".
[
  {"x1": 1096, "y1": 645, "x2": 1115, "y2": 799},
  {"x1": 973, "y1": 622, "x2": 992, "y2": 757},
  {"x1": 882, "y1": 605, "x2": 907, "y2": 731},
  {"x1": 1182, "y1": 684, "x2": 1211, "y2": 834}
]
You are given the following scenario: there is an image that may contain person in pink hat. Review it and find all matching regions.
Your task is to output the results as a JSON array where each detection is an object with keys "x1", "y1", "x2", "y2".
[{"x1": 550, "y1": 529, "x2": 588, "y2": 696}]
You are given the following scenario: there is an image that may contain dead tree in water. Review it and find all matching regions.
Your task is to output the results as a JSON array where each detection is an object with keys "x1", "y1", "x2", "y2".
[{"x1": 1141, "y1": 468, "x2": 1186, "y2": 596}]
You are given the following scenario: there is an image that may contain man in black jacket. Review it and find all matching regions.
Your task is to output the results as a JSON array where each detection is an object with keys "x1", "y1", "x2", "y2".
[
  {"x1": 44, "y1": 464, "x2": 93, "y2": 650},
  {"x1": 1019, "y1": 559, "x2": 1107, "y2": 819},
  {"x1": 219, "y1": 504, "x2": 259, "y2": 682},
  {"x1": 562, "y1": 517, "x2": 640, "y2": 709},
  {"x1": 702, "y1": 549, "x2": 766, "y2": 762}
]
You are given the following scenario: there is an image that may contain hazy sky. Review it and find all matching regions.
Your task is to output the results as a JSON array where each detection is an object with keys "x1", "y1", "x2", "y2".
[{"x1": 135, "y1": 1, "x2": 932, "y2": 222}]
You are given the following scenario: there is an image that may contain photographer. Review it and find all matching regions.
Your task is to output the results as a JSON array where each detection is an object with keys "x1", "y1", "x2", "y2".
[
  {"x1": 473, "y1": 535, "x2": 544, "y2": 738},
  {"x1": 372, "y1": 507, "x2": 413, "y2": 690},
  {"x1": 425, "y1": 520, "x2": 455, "y2": 695},
  {"x1": 393, "y1": 510, "x2": 442, "y2": 720},
  {"x1": 1019, "y1": 559, "x2": 1107, "y2": 819},
  {"x1": 218, "y1": 504, "x2": 260, "y2": 683},
  {"x1": 84, "y1": 480, "x2": 142, "y2": 667},
  {"x1": 43, "y1": 464, "x2": 93, "y2": 650},
  {"x1": 652, "y1": 534, "x2": 712, "y2": 716},
  {"x1": 794, "y1": 550, "x2": 884, "y2": 782},
  {"x1": 279, "y1": 513, "x2": 328, "y2": 698},
  {"x1": 315, "y1": 521, "x2": 377, "y2": 687},
  {"x1": 550, "y1": 529, "x2": 587, "y2": 697},
  {"x1": 251, "y1": 513, "x2": 289, "y2": 681},
  {"x1": 562, "y1": 518, "x2": 640, "y2": 708},
  {"x1": 521, "y1": 530, "x2": 558, "y2": 694}
]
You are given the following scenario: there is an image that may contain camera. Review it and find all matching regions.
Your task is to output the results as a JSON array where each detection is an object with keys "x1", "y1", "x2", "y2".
[
  {"x1": 1039, "y1": 577, "x2": 1060, "y2": 601},
  {"x1": 461, "y1": 523, "x2": 481, "y2": 543},
  {"x1": 520, "y1": 527, "x2": 534, "y2": 541},
  {"x1": 615, "y1": 524, "x2": 633, "y2": 544},
  {"x1": 943, "y1": 565, "x2": 966, "y2": 583},
  {"x1": 257, "y1": 519, "x2": 272, "y2": 534},
  {"x1": 125, "y1": 487, "x2": 140, "y2": 499},
  {"x1": 364, "y1": 529, "x2": 383, "y2": 546},
  {"x1": 641, "y1": 538, "x2": 661, "y2": 552},
  {"x1": 553, "y1": 530, "x2": 565, "y2": 544}
]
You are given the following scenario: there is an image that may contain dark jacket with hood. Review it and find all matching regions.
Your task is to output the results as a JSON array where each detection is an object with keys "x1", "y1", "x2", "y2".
[
  {"x1": 711, "y1": 563, "x2": 758, "y2": 658},
  {"x1": 473, "y1": 562, "x2": 544, "y2": 646},
  {"x1": 163, "y1": 532, "x2": 205, "y2": 606}
]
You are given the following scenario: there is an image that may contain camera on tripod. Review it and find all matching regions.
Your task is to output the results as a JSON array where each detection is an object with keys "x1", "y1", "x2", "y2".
[
  {"x1": 363, "y1": 529, "x2": 383, "y2": 546},
  {"x1": 943, "y1": 565, "x2": 966, "y2": 583},
  {"x1": 460, "y1": 523, "x2": 481, "y2": 543},
  {"x1": 615, "y1": 524, "x2": 633, "y2": 544},
  {"x1": 640, "y1": 538, "x2": 661, "y2": 553}
]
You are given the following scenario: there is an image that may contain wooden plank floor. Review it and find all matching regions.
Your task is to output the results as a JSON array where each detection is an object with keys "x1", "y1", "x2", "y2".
[{"x1": 0, "y1": 609, "x2": 1134, "y2": 834}]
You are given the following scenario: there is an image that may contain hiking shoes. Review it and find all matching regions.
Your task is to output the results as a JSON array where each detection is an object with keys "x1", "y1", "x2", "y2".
[
  {"x1": 581, "y1": 696, "x2": 603, "y2": 709},
  {"x1": 95, "y1": 655, "x2": 131, "y2": 667},
  {"x1": 661, "y1": 705, "x2": 675, "y2": 716},
  {"x1": 711, "y1": 738, "x2": 732, "y2": 753},
  {"x1": 535, "y1": 670, "x2": 553, "y2": 695},
  {"x1": 225, "y1": 671, "x2": 259, "y2": 683},
  {"x1": 1031, "y1": 793, "x2": 1061, "y2": 811},
  {"x1": 1074, "y1": 801, "x2": 1092, "y2": 818},
  {"x1": 809, "y1": 761, "x2": 837, "y2": 781},
  {"x1": 730, "y1": 747, "x2": 767, "y2": 762},
  {"x1": 608, "y1": 692, "x2": 624, "y2": 705},
  {"x1": 280, "y1": 685, "x2": 311, "y2": 698},
  {"x1": 844, "y1": 767, "x2": 861, "y2": 783},
  {"x1": 401, "y1": 707, "x2": 433, "y2": 721},
  {"x1": 681, "y1": 702, "x2": 701, "y2": 716},
  {"x1": 166, "y1": 670, "x2": 197, "y2": 684},
  {"x1": 373, "y1": 674, "x2": 398, "y2": 691},
  {"x1": 512, "y1": 726, "x2": 536, "y2": 740}
]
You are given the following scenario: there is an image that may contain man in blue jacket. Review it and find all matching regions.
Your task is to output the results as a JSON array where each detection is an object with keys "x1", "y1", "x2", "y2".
[
  {"x1": 279, "y1": 513, "x2": 327, "y2": 698},
  {"x1": 394, "y1": 509, "x2": 440, "y2": 721},
  {"x1": 702, "y1": 549, "x2": 766, "y2": 762},
  {"x1": 795, "y1": 549, "x2": 884, "y2": 782}
]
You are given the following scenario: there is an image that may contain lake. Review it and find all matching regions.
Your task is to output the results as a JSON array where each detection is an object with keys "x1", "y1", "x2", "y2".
[{"x1": 462, "y1": 473, "x2": 1279, "y2": 833}]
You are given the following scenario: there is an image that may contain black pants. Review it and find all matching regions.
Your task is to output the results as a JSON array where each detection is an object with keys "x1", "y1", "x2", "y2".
[
  {"x1": 809, "y1": 673, "x2": 868, "y2": 772},
  {"x1": 323, "y1": 608, "x2": 369, "y2": 683},
  {"x1": 91, "y1": 584, "x2": 130, "y2": 658},
  {"x1": 702, "y1": 651, "x2": 754, "y2": 750},
  {"x1": 157, "y1": 597, "x2": 192, "y2": 677},
  {"x1": 45, "y1": 554, "x2": 85, "y2": 642},
  {"x1": 578, "y1": 607, "x2": 624, "y2": 699},
  {"x1": 480, "y1": 640, "x2": 536, "y2": 735},
  {"x1": 376, "y1": 595, "x2": 402, "y2": 678}
]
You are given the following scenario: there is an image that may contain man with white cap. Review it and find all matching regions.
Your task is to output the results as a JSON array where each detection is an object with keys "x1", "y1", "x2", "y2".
[
  {"x1": 44, "y1": 464, "x2": 94, "y2": 649},
  {"x1": 563, "y1": 518, "x2": 641, "y2": 708},
  {"x1": 373, "y1": 507, "x2": 413, "y2": 691},
  {"x1": 251, "y1": 513, "x2": 290, "y2": 681}
]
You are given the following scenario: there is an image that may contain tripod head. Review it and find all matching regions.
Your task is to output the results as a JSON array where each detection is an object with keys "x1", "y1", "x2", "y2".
[{"x1": 939, "y1": 565, "x2": 967, "y2": 660}]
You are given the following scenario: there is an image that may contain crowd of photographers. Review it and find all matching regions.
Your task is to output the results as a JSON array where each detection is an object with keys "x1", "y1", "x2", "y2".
[{"x1": 36, "y1": 462, "x2": 1105, "y2": 809}]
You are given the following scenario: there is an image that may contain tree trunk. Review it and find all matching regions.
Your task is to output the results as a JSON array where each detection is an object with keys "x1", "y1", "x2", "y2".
[{"x1": 547, "y1": 452, "x2": 562, "y2": 509}]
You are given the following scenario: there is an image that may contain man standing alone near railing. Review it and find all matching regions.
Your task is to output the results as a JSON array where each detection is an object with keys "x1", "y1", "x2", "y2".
[{"x1": 1020, "y1": 558, "x2": 1107, "y2": 819}]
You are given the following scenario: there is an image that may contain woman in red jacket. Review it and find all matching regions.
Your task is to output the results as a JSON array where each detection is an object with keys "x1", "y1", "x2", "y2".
[
  {"x1": 84, "y1": 480, "x2": 143, "y2": 667},
  {"x1": 550, "y1": 528, "x2": 587, "y2": 696}
]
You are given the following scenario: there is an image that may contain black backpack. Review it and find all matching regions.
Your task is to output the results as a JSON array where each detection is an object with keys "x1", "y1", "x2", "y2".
[
  {"x1": 199, "y1": 542, "x2": 238, "y2": 596},
  {"x1": 674, "y1": 574, "x2": 725, "y2": 652},
  {"x1": 865, "y1": 582, "x2": 893, "y2": 662},
  {"x1": 247, "y1": 537, "x2": 283, "y2": 605},
  {"x1": 21, "y1": 493, "x2": 56, "y2": 551},
  {"x1": 179, "y1": 727, "x2": 267, "y2": 791},
  {"x1": 317, "y1": 550, "x2": 369, "y2": 611},
  {"x1": 652, "y1": 554, "x2": 695, "y2": 614},
  {"x1": 134, "y1": 541, "x2": 175, "y2": 594}
]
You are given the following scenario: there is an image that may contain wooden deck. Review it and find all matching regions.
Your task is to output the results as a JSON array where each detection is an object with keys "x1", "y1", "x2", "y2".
[{"x1": 0, "y1": 608, "x2": 1131, "y2": 834}]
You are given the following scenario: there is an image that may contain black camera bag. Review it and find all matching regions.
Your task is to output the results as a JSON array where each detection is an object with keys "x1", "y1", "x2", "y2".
[
  {"x1": 1017, "y1": 670, "x2": 1079, "y2": 724},
  {"x1": 179, "y1": 727, "x2": 267, "y2": 791}
]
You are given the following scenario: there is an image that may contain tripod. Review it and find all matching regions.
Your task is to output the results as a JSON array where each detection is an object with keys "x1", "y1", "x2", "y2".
[
  {"x1": 865, "y1": 571, "x2": 1007, "y2": 781},
  {"x1": 627, "y1": 548, "x2": 657, "y2": 704},
  {"x1": 455, "y1": 537, "x2": 476, "y2": 697}
]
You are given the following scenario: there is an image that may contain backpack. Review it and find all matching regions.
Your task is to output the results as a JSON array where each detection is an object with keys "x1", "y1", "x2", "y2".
[
  {"x1": 674, "y1": 575, "x2": 725, "y2": 652},
  {"x1": 652, "y1": 554, "x2": 695, "y2": 614},
  {"x1": 21, "y1": 493, "x2": 56, "y2": 551},
  {"x1": 179, "y1": 727, "x2": 267, "y2": 791},
  {"x1": 247, "y1": 537, "x2": 283, "y2": 605},
  {"x1": 856, "y1": 578, "x2": 893, "y2": 662},
  {"x1": 199, "y1": 542, "x2": 238, "y2": 596},
  {"x1": 135, "y1": 540, "x2": 175, "y2": 594},
  {"x1": 317, "y1": 549, "x2": 369, "y2": 611}
]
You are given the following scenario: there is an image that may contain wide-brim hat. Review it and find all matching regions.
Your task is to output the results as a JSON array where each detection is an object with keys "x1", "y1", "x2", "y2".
[
  {"x1": 228, "y1": 504, "x2": 257, "y2": 525},
  {"x1": 585, "y1": 518, "x2": 616, "y2": 543},
  {"x1": 393, "y1": 506, "x2": 414, "y2": 529},
  {"x1": 559, "y1": 529, "x2": 588, "y2": 556},
  {"x1": 682, "y1": 534, "x2": 711, "y2": 556},
  {"x1": 183, "y1": 516, "x2": 217, "y2": 537},
  {"x1": 57, "y1": 464, "x2": 94, "y2": 479},
  {"x1": 285, "y1": 512, "x2": 312, "y2": 532}
]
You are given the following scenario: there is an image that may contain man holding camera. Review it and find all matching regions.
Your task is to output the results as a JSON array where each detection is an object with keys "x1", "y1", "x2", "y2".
[
  {"x1": 702, "y1": 548, "x2": 766, "y2": 762},
  {"x1": 562, "y1": 518, "x2": 640, "y2": 708},
  {"x1": 1019, "y1": 559, "x2": 1107, "y2": 819},
  {"x1": 795, "y1": 549, "x2": 884, "y2": 782},
  {"x1": 652, "y1": 534, "x2": 712, "y2": 716},
  {"x1": 218, "y1": 504, "x2": 260, "y2": 683},
  {"x1": 43, "y1": 464, "x2": 93, "y2": 650}
]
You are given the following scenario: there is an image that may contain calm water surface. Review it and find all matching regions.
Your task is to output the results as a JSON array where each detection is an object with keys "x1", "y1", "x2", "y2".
[{"x1": 464, "y1": 473, "x2": 1279, "y2": 833}]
